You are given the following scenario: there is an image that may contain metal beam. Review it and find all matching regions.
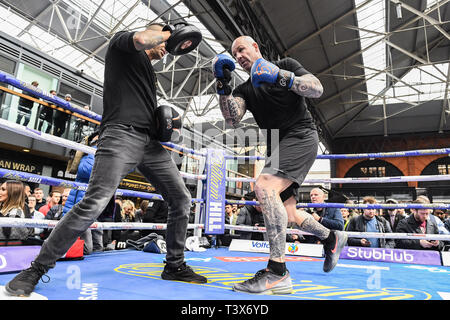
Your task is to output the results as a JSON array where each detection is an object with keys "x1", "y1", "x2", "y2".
[
  {"x1": 317, "y1": 0, "x2": 450, "y2": 78},
  {"x1": 17, "y1": 0, "x2": 60, "y2": 37},
  {"x1": 54, "y1": 4, "x2": 74, "y2": 43},
  {"x1": 390, "y1": 0, "x2": 450, "y2": 41},
  {"x1": 76, "y1": 0, "x2": 107, "y2": 42},
  {"x1": 438, "y1": 62, "x2": 450, "y2": 132},
  {"x1": 329, "y1": 35, "x2": 447, "y2": 136},
  {"x1": 284, "y1": 0, "x2": 373, "y2": 56}
]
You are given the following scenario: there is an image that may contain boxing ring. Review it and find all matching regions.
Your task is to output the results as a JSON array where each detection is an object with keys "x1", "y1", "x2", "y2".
[{"x1": 0, "y1": 74, "x2": 450, "y2": 301}]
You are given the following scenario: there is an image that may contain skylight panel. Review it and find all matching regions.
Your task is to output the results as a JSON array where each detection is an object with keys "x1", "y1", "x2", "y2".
[{"x1": 355, "y1": 0, "x2": 387, "y2": 103}]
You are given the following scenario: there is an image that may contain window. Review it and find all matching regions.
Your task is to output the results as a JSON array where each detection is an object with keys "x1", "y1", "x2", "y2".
[
  {"x1": 360, "y1": 165, "x2": 386, "y2": 177},
  {"x1": 0, "y1": 54, "x2": 16, "y2": 74},
  {"x1": 438, "y1": 164, "x2": 448, "y2": 175}
]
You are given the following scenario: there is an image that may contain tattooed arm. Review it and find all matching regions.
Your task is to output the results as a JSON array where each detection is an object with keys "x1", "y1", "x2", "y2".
[
  {"x1": 219, "y1": 95, "x2": 247, "y2": 128},
  {"x1": 133, "y1": 29, "x2": 170, "y2": 51},
  {"x1": 289, "y1": 73, "x2": 323, "y2": 99}
]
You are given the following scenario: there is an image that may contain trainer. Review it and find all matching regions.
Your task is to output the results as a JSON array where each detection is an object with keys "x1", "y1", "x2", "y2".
[{"x1": 6, "y1": 22, "x2": 206, "y2": 297}]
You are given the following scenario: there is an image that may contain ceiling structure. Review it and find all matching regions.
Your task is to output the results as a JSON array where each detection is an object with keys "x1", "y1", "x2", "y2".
[{"x1": 1, "y1": 0, "x2": 449, "y2": 154}]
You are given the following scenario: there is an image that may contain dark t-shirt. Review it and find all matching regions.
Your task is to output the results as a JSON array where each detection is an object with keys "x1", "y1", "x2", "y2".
[
  {"x1": 102, "y1": 31, "x2": 158, "y2": 133},
  {"x1": 233, "y1": 57, "x2": 316, "y2": 134}
]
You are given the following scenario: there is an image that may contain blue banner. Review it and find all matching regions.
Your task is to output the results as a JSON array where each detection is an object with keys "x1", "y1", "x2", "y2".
[{"x1": 204, "y1": 149, "x2": 226, "y2": 234}]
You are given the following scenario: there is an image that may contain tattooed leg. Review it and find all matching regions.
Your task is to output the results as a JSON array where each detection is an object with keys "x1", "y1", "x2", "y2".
[
  {"x1": 295, "y1": 209, "x2": 330, "y2": 240},
  {"x1": 257, "y1": 188, "x2": 288, "y2": 263}
]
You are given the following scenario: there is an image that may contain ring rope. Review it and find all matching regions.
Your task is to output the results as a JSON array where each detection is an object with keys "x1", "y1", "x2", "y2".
[
  {"x1": 0, "y1": 218, "x2": 203, "y2": 231},
  {"x1": 226, "y1": 174, "x2": 450, "y2": 184},
  {"x1": 2, "y1": 218, "x2": 448, "y2": 241},
  {"x1": 224, "y1": 148, "x2": 450, "y2": 161},
  {"x1": 225, "y1": 224, "x2": 450, "y2": 241},
  {"x1": 225, "y1": 199, "x2": 450, "y2": 210}
]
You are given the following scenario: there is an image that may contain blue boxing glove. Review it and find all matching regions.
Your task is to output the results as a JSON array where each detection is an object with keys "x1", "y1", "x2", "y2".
[
  {"x1": 251, "y1": 58, "x2": 295, "y2": 89},
  {"x1": 212, "y1": 54, "x2": 236, "y2": 95}
]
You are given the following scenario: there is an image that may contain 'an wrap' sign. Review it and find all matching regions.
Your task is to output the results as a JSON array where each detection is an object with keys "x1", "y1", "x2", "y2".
[{"x1": 204, "y1": 149, "x2": 226, "y2": 234}]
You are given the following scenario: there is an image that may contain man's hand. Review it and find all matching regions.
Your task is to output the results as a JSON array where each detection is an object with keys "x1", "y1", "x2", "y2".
[
  {"x1": 420, "y1": 240, "x2": 438, "y2": 248},
  {"x1": 311, "y1": 212, "x2": 321, "y2": 222}
]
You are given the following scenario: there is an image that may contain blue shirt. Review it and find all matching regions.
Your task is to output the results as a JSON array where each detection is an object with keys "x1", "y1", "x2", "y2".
[{"x1": 365, "y1": 217, "x2": 380, "y2": 248}]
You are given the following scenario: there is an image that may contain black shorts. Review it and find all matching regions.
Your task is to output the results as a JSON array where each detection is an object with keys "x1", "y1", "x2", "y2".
[{"x1": 261, "y1": 127, "x2": 319, "y2": 200}]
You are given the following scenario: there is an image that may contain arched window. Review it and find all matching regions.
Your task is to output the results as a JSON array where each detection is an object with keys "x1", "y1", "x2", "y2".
[
  {"x1": 419, "y1": 157, "x2": 450, "y2": 188},
  {"x1": 338, "y1": 160, "x2": 410, "y2": 200},
  {"x1": 345, "y1": 159, "x2": 404, "y2": 180}
]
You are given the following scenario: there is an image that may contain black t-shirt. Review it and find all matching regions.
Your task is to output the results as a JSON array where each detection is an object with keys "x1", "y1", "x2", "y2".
[
  {"x1": 233, "y1": 57, "x2": 316, "y2": 134},
  {"x1": 102, "y1": 31, "x2": 158, "y2": 133}
]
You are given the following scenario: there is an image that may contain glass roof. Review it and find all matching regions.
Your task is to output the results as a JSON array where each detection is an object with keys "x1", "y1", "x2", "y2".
[
  {"x1": 0, "y1": 0, "x2": 251, "y2": 125},
  {"x1": 355, "y1": 0, "x2": 449, "y2": 106}
]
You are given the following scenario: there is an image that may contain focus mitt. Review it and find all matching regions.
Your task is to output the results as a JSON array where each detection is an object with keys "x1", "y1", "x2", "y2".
[
  {"x1": 163, "y1": 23, "x2": 202, "y2": 55},
  {"x1": 155, "y1": 105, "x2": 182, "y2": 142}
]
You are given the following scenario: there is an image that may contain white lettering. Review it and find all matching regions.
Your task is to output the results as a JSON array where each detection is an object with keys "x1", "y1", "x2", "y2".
[
  {"x1": 347, "y1": 247, "x2": 357, "y2": 258},
  {"x1": 66, "y1": 265, "x2": 81, "y2": 290},
  {"x1": 0, "y1": 254, "x2": 6, "y2": 269}
]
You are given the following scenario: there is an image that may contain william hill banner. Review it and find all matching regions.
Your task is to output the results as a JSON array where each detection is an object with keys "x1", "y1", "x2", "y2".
[{"x1": 204, "y1": 149, "x2": 226, "y2": 234}]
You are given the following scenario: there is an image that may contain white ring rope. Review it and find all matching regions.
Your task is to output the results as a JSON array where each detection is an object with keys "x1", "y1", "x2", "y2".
[
  {"x1": 0, "y1": 218, "x2": 203, "y2": 231},
  {"x1": 2, "y1": 218, "x2": 449, "y2": 241},
  {"x1": 226, "y1": 224, "x2": 450, "y2": 241},
  {"x1": 227, "y1": 174, "x2": 450, "y2": 184}
]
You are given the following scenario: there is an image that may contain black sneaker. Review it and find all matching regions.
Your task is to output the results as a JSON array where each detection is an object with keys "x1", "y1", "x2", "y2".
[
  {"x1": 5, "y1": 261, "x2": 50, "y2": 297},
  {"x1": 161, "y1": 262, "x2": 207, "y2": 284},
  {"x1": 323, "y1": 230, "x2": 348, "y2": 273}
]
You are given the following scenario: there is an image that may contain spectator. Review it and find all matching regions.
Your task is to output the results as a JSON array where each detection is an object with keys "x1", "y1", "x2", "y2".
[
  {"x1": 45, "y1": 188, "x2": 70, "y2": 221},
  {"x1": 37, "y1": 89, "x2": 56, "y2": 134},
  {"x1": 53, "y1": 94, "x2": 72, "y2": 137},
  {"x1": 33, "y1": 188, "x2": 46, "y2": 211},
  {"x1": 286, "y1": 222, "x2": 304, "y2": 243},
  {"x1": 217, "y1": 203, "x2": 239, "y2": 246},
  {"x1": 16, "y1": 81, "x2": 39, "y2": 127},
  {"x1": 224, "y1": 204, "x2": 234, "y2": 224},
  {"x1": 341, "y1": 208, "x2": 350, "y2": 228},
  {"x1": 232, "y1": 204, "x2": 239, "y2": 216},
  {"x1": 301, "y1": 188, "x2": 344, "y2": 244},
  {"x1": 395, "y1": 197, "x2": 444, "y2": 251},
  {"x1": 74, "y1": 105, "x2": 91, "y2": 141},
  {"x1": 135, "y1": 200, "x2": 149, "y2": 223},
  {"x1": 119, "y1": 200, "x2": 136, "y2": 222},
  {"x1": 345, "y1": 199, "x2": 360, "y2": 219},
  {"x1": 38, "y1": 190, "x2": 61, "y2": 217},
  {"x1": 434, "y1": 210, "x2": 445, "y2": 222},
  {"x1": 345, "y1": 196, "x2": 395, "y2": 248},
  {"x1": 381, "y1": 198, "x2": 405, "y2": 232},
  {"x1": 418, "y1": 196, "x2": 449, "y2": 235},
  {"x1": 107, "y1": 200, "x2": 141, "y2": 250},
  {"x1": 22, "y1": 182, "x2": 32, "y2": 219},
  {"x1": 140, "y1": 199, "x2": 168, "y2": 238},
  {"x1": 27, "y1": 195, "x2": 45, "y2": 239},
  {"x1": 0, "y1": 180, "x2": 32, "y2": 243},
  {"x1": 235, "y1": 192, "x2": 265, "y2": 241}
]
